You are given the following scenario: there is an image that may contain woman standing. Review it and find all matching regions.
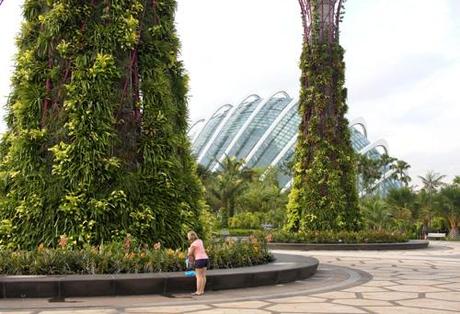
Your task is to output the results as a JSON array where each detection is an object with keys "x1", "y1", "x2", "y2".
[{"x1": 187, "y1": 231, "x2": 209, "y2": 296}]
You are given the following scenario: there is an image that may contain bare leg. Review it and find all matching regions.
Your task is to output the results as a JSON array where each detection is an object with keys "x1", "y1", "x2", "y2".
[
  {"x1": 195, "y1": 268, "x2": 203, "y2": 294},
  {"x1": 194, "y1": 268, "x2": 207, "y2": 295},
  {"x1": 201, "y1": 267, "x2": 207, "y2": 294}
]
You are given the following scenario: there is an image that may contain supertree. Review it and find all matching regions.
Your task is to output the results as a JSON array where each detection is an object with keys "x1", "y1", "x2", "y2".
[
  {"x1": 286, "y1": 0, "x2": 361, "y2": 232},
  {"x1": 0, "y1": 0, "x2": 204, "y2": 249}
]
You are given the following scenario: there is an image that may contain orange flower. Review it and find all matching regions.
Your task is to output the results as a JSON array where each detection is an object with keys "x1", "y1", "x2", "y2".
[
  {"x1": 123, "y1": 235, "x2": 132, "y2": 251},
  {"x1": 58, "y1": 234, "x2": 68, "y2": 248},
  {"x1": 265, "y1": 234, "x2": 273, "y2": 243}
]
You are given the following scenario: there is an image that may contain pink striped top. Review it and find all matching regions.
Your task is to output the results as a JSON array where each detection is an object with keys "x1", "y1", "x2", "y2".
[{"x1": 189, "y1": 239, "x2": 208, "y2": 260}]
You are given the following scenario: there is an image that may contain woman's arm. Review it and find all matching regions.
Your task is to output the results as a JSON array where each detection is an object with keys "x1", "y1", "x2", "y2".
[{"x1": 188, "y1": 245, "x2": 195, "y2": 258}]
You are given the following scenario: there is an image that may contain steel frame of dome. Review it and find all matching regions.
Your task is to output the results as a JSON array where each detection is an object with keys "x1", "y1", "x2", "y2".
[{"x1": 189, "y1": 91, "x2": 399, "y2": 194}]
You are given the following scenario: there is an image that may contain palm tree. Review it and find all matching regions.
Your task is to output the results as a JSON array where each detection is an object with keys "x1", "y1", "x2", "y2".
[
  {"x1": 386, "y1": 187, "x2": 418, "y2": 220},
  {"x1": 418, "y1": 171, "x2": 446, "y2": 231},
  {"x1": 207, "y1": 156, "x2": 254, "y2": 227},
  {"x1": 436, "y1": 184, "x2": 460, "y2": 239},
  {"x1": 418, "y1": 171, "x2": 446, "y2": 193},
  {"x1": 359, "y1": 197, "x2": 392, "y2": 232},
  {"x1": 390, "y1": 160, "x2": 412, "y2": 187},
  {"x1": 356, "y1": 153, "x2": 382, "y2": 195}
]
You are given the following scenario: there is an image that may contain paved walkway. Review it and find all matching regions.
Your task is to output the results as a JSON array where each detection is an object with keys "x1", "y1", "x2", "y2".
[{"x1": 1, "y1": 241, "x2": 460, "y2": 313}]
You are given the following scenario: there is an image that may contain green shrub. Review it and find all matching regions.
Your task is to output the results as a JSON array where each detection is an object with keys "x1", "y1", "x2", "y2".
[
  {"x1": 0, "y1": 236, "x2": 272, "y2": 275},
  {"x1": 225, "y1": 228, "x2": 259, "y2": 236},
  {"x1": 229, "y1": 212, "x2": 262, "y2": 229},
  {"x1": 264, "y1": 230, "x2": 409, "y2": 244}
]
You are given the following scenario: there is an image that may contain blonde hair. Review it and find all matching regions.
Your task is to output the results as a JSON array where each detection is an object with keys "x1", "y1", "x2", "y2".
[{"x1": 187, "y1": 231, "x2": 198, "y2": 241}]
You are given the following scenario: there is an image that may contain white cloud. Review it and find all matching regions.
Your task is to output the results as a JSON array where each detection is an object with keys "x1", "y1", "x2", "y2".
[{"x1": 0, "y1": 0, "x2": 459, "y2": 183}]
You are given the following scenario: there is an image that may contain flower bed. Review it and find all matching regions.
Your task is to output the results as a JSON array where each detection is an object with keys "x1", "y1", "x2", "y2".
[
  {"x1": 0, "y1": 236, "x2": 272, "y2": 275},
  {"x1": 264, "y1": 230, "x2": 409, "y2": 244}
]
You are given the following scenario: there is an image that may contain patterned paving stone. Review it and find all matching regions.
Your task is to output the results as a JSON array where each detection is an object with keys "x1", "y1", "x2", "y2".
[
  {"x1": 124, "y1": 305, "x2": 210, "y2": 313},
  {"x1": 397, "y1": 298, "x2": 460, "y2": 312},
  {"x1": 360, "y1": 291, "x2": 418, "y2": 301},
  {"x1": 395, "y1": 279, "x2": 451, "y2": 286},
  {"x1": 366, "y1": 306, "x2": 453, "y2": 314},
  {"x1": 39, "y1": 310, "x2": 118, "y2": 314},
  {"x1": 342, "y1": 286, "x2": 388, "y2": 292},
  {"x1": 191, "y1": 310, "x2": 269, "y2": 314},
  {"x1": 398, "y1": 274, "x2": 454, "y2": 280},
  {"x1": 361, "y1": 280, "x2": 396, "y2": 287},
  {"x1": 426, "y1": 291, "x2": 460, "y2": 300},
  {"x1": 385, "y1": 284, "x2": 447, "y2": 292},
  {"x1": 309, "y1": 291, "x2": 356, "y2": 299},
  {"x1": 332, "y1": 299, "x2": 393, "y2": 306},
  {"x1": 436, "y1": 282, "x2": 460, "y2": 290},
  {"x1": 213, "y1": 301, "x2": 269, "y2": 308},
  {"x1": 268, "y1": 296, "x2": 326, "y2": 303},
  {"x1": 267, "y1": 302, "x2": 366, "y2": 313}
]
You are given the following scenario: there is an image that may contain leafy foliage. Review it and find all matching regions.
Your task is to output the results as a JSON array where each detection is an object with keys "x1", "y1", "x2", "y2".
[
  {"x1": 0, "y1": 0, "x2": 204, "y2": 249},
  {"x1": 198, "y1": 157, "x2": 288, "y2": 228},
  {"x1": 435, "y1": 184, "x2": 460, "y2": 238},
  {"x1": 0, "y1": 235, "x2": 272, "y2": 275},
  {"x1": 265, "y1": 229, "x2": 408, "y2": 244},
  {"x1": 200, "y1": 156, "x2": 255, "y2": 227},
  {"x1": 287, "y1": 1, "x2": 360, "y2": 231}
]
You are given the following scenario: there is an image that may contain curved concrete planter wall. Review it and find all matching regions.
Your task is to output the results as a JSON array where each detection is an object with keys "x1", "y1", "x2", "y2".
[
  {"x1": 0, "y1": 253, "x2": 318, "y2": 299},
  {"x1": 268, "y1": 240, "x2": 429, "y2": 251}
]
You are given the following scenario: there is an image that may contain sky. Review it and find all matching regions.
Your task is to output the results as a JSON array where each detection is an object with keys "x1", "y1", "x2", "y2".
[{"x1": 1, "y1": 0, "x2": 459, "y2": 187}]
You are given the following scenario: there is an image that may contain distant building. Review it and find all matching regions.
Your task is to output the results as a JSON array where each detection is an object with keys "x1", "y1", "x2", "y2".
[{"x1": 188, "y1": 91, "x2": 400, "y2": 194}]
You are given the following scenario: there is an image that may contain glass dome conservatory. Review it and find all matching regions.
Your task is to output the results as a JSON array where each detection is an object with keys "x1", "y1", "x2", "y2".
[{"x1": 188, "y1": 91, "x2": 400, "y2": 194}]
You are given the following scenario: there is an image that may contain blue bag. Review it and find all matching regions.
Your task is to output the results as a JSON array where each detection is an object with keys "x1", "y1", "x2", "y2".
[{"x1": 184, "y1": 258, "x2": 196, "y2": 277}]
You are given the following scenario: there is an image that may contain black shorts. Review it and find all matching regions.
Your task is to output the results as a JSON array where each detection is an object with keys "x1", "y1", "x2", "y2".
[{"x1": 195, "y1": 259, "x2": 209, "y2": 269}]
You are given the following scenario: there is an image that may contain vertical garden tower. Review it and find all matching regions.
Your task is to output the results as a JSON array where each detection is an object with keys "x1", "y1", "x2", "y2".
[
  {"x1": 286, "y1": 0, "x2": 361, "y2": 231},
  {"x1": 0, "y1": 0, "x2": 203, "y2": 249}
]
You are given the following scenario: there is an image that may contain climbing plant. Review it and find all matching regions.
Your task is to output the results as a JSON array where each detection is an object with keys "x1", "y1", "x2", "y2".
[
  {"x1": 286, "y1": 0, "x2": 361, "y2": 232},
  {"x1": 0, "y1": 0, "x2": 204, "y2": 249}
]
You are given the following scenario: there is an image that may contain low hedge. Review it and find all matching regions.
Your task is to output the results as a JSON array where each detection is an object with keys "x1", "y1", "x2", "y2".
[
  {"x1": 224, "y1": 228, "x2": 261, "y2": 237},
  {"x1": 0, "y1": 236, "x2": 272, "y2": 275},
  {"x1": 263, "y1": 230, "x2": 409, "y2": 244}
]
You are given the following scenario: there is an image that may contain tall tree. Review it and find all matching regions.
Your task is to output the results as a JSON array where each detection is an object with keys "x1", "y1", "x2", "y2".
[
  {"x1": 206, "y1": 156, "x2": 254, "y2": 227},
  {"x1": 286, "y1": 0, "x2": 360, "y2": 232},
  {"x1": 436, "y1": 184, "x2": 460, "y2": 239},
  {"x1": 419, "y1": 171, "x2": 446, "y2": 193},
  {"x1": 0, "y1": 0, "x2": 203, "y2": 249},
  {"x1": 359, "y1": 197, "x2": 391, "y2": 232},
  {"x1": 417, "y1": 171, "x2": 446, "y2": 232},
  {"x1": 390, "y1": 159, "x2": 412, "y2": 187},
  {"x1": 356, "y1": 153, "x2": 382, "y2": 195}
]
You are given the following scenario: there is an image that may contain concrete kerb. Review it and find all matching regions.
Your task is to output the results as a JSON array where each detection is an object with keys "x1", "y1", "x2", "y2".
[
  {"x1": 0, "y1": 253, "x2": 319, "y2": 299},
  {"x1": 268, "y1": 240, "x2": 429, "y2": 251}
]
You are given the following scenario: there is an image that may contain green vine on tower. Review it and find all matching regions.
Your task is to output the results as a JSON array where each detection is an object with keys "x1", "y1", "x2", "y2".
[
  {"x1": 0, "y1": 0, "x2": 204, "y2": 249},
  {"x1": 286, "y1": 0, "x2": 361, "y2": 232}
]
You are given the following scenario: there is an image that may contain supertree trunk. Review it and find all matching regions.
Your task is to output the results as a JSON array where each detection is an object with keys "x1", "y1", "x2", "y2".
[
  {"x1": 286, "y1": 0, "x2": 361, "y2": 231},
  {"x1": 0, "y1": 0, "x2": 203, "y2": 249}
]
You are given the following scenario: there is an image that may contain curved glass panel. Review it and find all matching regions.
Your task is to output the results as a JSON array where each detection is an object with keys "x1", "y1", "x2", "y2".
[
  {"x1": 247, "y1": 104, "x2": 300, "y2": 168},
  {"x1": 202, "y1": 97, "x2": 262, "y2": 168},
  {"x1": 192, "y1": 105, "x2": 232, "y2": 157},
  {"x1": 220, "y1": 94, "x2": 292, "y2": 167}
]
